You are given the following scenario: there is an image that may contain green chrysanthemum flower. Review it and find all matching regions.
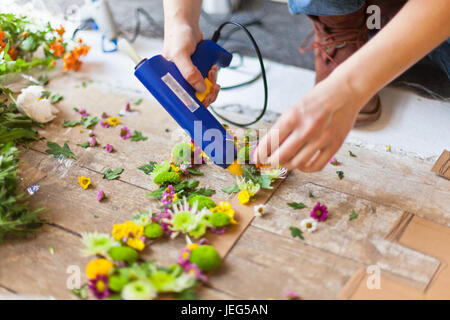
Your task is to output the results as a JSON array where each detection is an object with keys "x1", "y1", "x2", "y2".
[
  {"x1": 121, "y1": 280, "x2": 157, "y2": 300},
  {"x1": 148, "y1": 270, "x2": 176, "y2": 292},
  {"x1": 188, "y1": 222, "x2": 207, "y2": 239},
  {"x1": 150, "y1": 160, "x2": 171, "y2": 179},
  {"x1": 109, "y1": 246, "x2": 139, "y2": 264},
  {"x1": 172, "y1": 142, "x2": 192, "y2": 165},
  {"x1": 132, "y1": 211, "x2": 152, "y2": 226},
  {"x1": 188, "y1": 195, "x2": 216, "y2": 211},
  {"x1": 153, "y1": 171, "x2": 181, "y2": 185},
  {"x1": 144, "y1": 223, "x2": 164, "y2": 239},
  {"x1": 171, "y1": 211, "x2": 196, "y2": 233},
  {"x1": 81, "y1": 232, "x2": 120, "y2": 257},
  {"x1": 210, "y1": 212, "x2": 230, "y2": 227},
  {"x1": 189, "y1": 245, "x2": 222, "y2": 272},
  {"x1": 108, "y1": 274, "x2": 130, "y2": 292}
]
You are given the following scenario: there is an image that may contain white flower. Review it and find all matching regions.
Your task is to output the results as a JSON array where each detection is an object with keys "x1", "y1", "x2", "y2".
[
  {"x1": 253, "y1": 204, "x2": 267, "y2": 217},
  {"x1": 80, "y1": 232, "x2": 119, "y2": 257},
  {"x1": 236, "y1": 177, "x2": 260, "y2": 196},
  {"x1": 300, "y1": 218, "x2": 317, "y2": 233},
  {"x1": 133, "y1": 210, "x2": 153, "y2": 226},
  {"x1": 16, "y1": 85, "x2": 59, "y2": 123}
]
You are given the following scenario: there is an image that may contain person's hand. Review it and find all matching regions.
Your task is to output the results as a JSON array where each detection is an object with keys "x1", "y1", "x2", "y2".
[
  {"x1": 163, "y1": 24, "x2": 220, "y2": 106},
  {"x1": 254, "y1": 76, "x2": 370, "y2": 172}
]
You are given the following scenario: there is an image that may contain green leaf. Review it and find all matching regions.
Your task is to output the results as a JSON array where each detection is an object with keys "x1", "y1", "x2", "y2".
[
  {"x1": 130, "y1": 130, "x2": 148, "y2": 142},
  {"x1": 50, "y1": 93, "x2": 63, "y2": 104},
  {"x1": 349, "y1": 151, "x2": 357, "y2": 158},
  {"x1": 78, "y1": 142, "x2": 90, "y2": 148},
  {"x1": 288, "y1": 202, "x2": 306, "y2": 209},
  {"x1": 40, "y1": 90, "x2": 51, "y2": 99},
  {"x1": 349, "y1": 211, "x2": 358, "y2": 221},
  {"x1": 80, "y1": 117, "x2": 99, "y2": 129},
  {"x1": 71, "y1": 285, "x2": 88, "y2": 299},
  {"x1": 222, "y1": 184, "x2": 239, "y2": 194},
  {"x1": 289, "y1": 226, "x2": 304, "y2": 240},
  {"x1": 133, "y1": 98, "x2": 143, "y2": 105},
  {"x1": 45, "y1": 142, "x2": 77, "y2": 160},
  {"x1": 258, "y1": 174, "x2": 273, "y2": 189},
  {"x1": 187, "y1": 168, "x2": 203, "y2": 176},
  {"x1": 189, "y1": 188, "x2": 215, "y2": 197},
  {"x1": 336, "y1": 171, "x2": 344, "y2": 180},
  {"x1": 38, "y1": 74, "x2": 49, "y2": 86},
  {"x1": 103, "y1": 168, "x2": 124, "y2": 180},
  {"x1": 62, "y1": 120, "x2": 80, "y2": 128},
  {"x1": 49, "y1": 246, "x2": 54, "y2": 255},
  {"x1": 138, "y1": 161, "x2": 157, "y2": 175},
  {"x1": 174, "y1": 288, "x2": 198, "y2": 300},
  {"x1": 308, "y1": 191, "x2": 314, "y2": 198}
]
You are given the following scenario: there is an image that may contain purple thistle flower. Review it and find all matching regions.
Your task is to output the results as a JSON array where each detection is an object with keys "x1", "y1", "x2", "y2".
[
  {"x1": 96, "y1": 189, "x2": 105, "y2": 202},
  {"x1": 105, "y1": 144, "x2": 113, "y2": 153},
  {"x1": 310, "y1": 202, "x2": 328, "y2": 221},
  {"x1": 119, "y1": 126, "x2": 131, "y2": 139}
]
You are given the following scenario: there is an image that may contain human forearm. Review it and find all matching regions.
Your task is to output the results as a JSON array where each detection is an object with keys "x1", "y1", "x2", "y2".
[
  {"x1": 330, "y1": 0, "x2": 450, "y2": 105},
  {"x1": 163, "y1": 0, "x2": 202, "y2": 32}
]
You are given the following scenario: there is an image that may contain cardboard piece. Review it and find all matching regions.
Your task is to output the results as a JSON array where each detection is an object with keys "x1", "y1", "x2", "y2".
[
  {"x1": 431, "y1": 150, "x2": 450, "y2": 180},
  {"x1": 339, "y1": 213, "x2": 450, "y2": 299},
  {"x1": 207, "y1": 177, "x2": 285, "y2": 258}
]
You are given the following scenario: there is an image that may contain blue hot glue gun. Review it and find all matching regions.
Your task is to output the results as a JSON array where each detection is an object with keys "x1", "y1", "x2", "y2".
[{"x1": 132, "y1": 40, "x2": 239, "y2": 170}]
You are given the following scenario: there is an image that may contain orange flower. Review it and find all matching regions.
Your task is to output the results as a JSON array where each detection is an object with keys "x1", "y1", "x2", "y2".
[
  {"x1": 0, "y1": 30, "x2": 4, "y2": 43},
  {"x1": 50, "y1": 60, "x2": 56, "y2": 67},
  {"x1": 62, "y1": 44, "x2": 90, "y2": 72},
  {"x1": 56, "y1": 25, "x2": 65, "y2": 36},
  {"x1": 50, "y1": 41, "x2": 65, "y2": 57},
  {"x1": 77, "y1": 38, "x2": 83, "y2": 43},
  {"x1": 7, "y1": 47, "x2": 18, "y2": 60}
]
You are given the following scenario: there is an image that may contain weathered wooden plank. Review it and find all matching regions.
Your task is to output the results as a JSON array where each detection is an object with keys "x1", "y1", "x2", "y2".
[
  {"x1": 251, "y1": 178, "x2": 440, "y2": 289},
  {"x1": 293, "y1": 146, "x2": 450, "y2": 226},
  {"x1": 0, "y1": 225, "x2": 90, "y2": 299}
]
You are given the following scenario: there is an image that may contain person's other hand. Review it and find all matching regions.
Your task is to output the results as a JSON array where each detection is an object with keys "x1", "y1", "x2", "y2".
[
  {"x1": 255, "y1": 76, "x2": 369, "y2": 172},
  {"x1": 163, "y1": 24, "x2": 220, "y2": 107}
]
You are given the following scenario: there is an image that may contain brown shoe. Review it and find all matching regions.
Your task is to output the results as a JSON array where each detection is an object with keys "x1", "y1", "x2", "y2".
[{"x1": 300, "y1": 5, "x2": 381, "y2": 125}]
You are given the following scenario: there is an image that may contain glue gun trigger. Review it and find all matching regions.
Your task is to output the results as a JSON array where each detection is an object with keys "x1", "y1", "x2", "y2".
[{"x1": 195, "y1": 78, "x2": 213, "y2": 104}]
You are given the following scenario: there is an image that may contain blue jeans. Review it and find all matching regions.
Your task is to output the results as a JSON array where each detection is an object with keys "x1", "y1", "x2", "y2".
[{"x1": 288, "y1": 0, "x2": 450, "y2": 78}]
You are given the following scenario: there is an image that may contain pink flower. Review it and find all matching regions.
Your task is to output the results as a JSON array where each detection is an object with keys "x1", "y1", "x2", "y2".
[
  {"x1": 88, "y1": 130, "x2": 95, "y2": 137},
  {"x1": 89, "y1": 136, "x2": 97, "y2": 147},
  {"x1": 88, "y1": 275, "x2": 110, "y2": 299},
  {"x1": 105, "y1": 144, "x2": 113, "y2": 153},
  {"x1": 96, "y1": 189, "x2": 106, "y2": 202},
  {"x1": 78, "y1": 108, "x2": 88, "y2": 117},
  {"x1": 119, "y1": 126, "x2": 131, "y2": 139},
  {"x1": 310, "y1": 202, "x2": 328, "y2": 221},
  {"x1": 183, "y1": 262, "x2": 208, "y2": 282},
  {"x1": 100, "y1": 120, "x2": 110, "y2": 128},
  {"x1": 210, "y1": 227, "x2": 226, "y2": 234},
  {"x1": 161, "y1": 185, "x2": 175, "y2": 205},
  {"x1": 125, "y1": 102, "x2": 131, "y2": 112},
  {"x1": 329, "y1": 157, "x2": 339, "y2": 165},
  {"x1": 101, "y1": 112, "x2": 108, "y2": 119},
  {"x1": 284, "y1": 290, "x2": 300, "y2": 300}
]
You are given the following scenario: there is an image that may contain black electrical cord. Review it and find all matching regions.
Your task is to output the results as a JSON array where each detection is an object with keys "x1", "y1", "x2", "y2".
[
  {"x1": 122, "y1": 7, "x2": 163, "y2": 43},
  {"x1": 210, "y1": 21, "x2": 268, "y2": 127}
]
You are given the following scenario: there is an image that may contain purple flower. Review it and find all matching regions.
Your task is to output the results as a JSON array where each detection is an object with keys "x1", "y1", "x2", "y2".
[
  {"x1": 310, "y1": 202, "x2": 328, "y2": 221},
  {"x1": 101, "y1": 112, "x2": 108, "y2": 119},
  {"x1": 284, "y1": 290, "x2": 300, "y2": 300},
  {"x1": 89, "y1": 136, "x2": 97, "y2": 147},
  {"x1": 88, "y1": 130, "x2": 95, "y2": 137},
  {"x1": 96, "y1": 189, "x2": 105, "y2": 202},
  {"x1": 100, "y1": 120, "x2": 110, "y2": 128},
  {"x1": 125, "y1": 102, "x2": 131, "y2": 112},
  {"x1": 178, "y1": 248, "x2": 191, "y2": 266},
  {"x1": 184, "y1": 262, "x2": 208, "y2": 282},
  {"x1": 105, "y1": 144, "x2": 113, "y2": 153},
  {"x1": 329, "y1": 157, "x2": 339, "y2": 166},
  {"x1": 88, "y1": 275, "x2": 110, "y2": 299},
  {"x1": 161, "y1": 185, "x2": 175, "y2": 205},
  {"x1": 119, "y1": 126, "x2": 131, "y2": 139},
  {"x1": 210, "y1": 227, "x2": 226, "y2": 234}
]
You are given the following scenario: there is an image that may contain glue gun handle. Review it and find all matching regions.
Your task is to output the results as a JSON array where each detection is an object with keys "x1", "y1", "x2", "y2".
[{"x1": 190, "y1": 40, "x2": 232, "y2": 78}]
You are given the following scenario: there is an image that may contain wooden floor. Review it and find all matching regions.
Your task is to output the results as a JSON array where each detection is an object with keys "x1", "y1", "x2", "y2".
[{"x1": 1, "y1": 75, "x2": 449, "y2": 299}]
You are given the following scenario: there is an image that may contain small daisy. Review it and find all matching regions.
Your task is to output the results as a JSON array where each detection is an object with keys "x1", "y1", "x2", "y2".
[
  {"x1": 254, "y1": 204, "x2": 267, "y2": 217},
  {"x1": 300, "y1": 218, "x2": 317, "y2": 232}
]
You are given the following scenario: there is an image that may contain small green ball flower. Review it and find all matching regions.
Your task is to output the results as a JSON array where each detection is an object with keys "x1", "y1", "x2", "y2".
[
  {"x1": 153, "y1": 171, "x2": 181, "y2": 185},
  {"x1": 109, "y1": 246, "x2": 139, "y2": 264},
  {"x1": 188, "y1": 195, "x2": 216, "y2": 211},
  {"x1": 189, "y1": 245, "x2": 222, "y2": 272},
  {"x1": 144, "y1": 223, "x2": 164, "y2": 239},
  {"x1": 210, "y1": 212, "x2": 230, "y2": 227},
  {"x1": 108, "y1": 274, "x2": 130, "y2": 292},
  {"x1": 172, "y1": 142, "x2": 192, "y2": 164}
]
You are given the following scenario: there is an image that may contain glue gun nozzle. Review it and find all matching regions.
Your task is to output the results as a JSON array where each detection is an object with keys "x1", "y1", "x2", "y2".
[{"x1": 117, "y1": 38, "x2": 142, "y2": 65}]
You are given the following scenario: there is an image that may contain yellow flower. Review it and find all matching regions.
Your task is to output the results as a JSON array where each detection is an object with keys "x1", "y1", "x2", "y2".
[
  {"x1": 187, "y1": 243, "x2": 199, "y2": 251},
  {"x1": 171, "y1": 164, "x2": 180, "y2": 173},
  {"x1": 112, "y1": 221, "x2": 144, "y2": 241},
  {"x1": 212, "y1": 201, "x2": 238, "y2": 224},
  {"x1": 386, "y1": 145, "x2": 391, "y2": 152},
  {"x1": 86, "y1": 258, "x2": 113, "y2": 279},
  {"x1": 126, "y1": 237, "x2": 145, "y2": 251},
  {"x1": 107, "y1": 116, "x2": 120, "y2": 126},
  {"x1": 227, "y1": 161, "x2": 243, "y2": 176},
  {"x1": 78, "y1": 176, "x2": 91, "y2": 189},
  {"x1": 181, "y1": 251, "x2": 190, "y2": 260},
  {"x1": 173, "y1": 193, "x2": 178, "y2": 202},
  {"x1": 238, "y1": 190, "x2": 250, "y2": 205}
]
